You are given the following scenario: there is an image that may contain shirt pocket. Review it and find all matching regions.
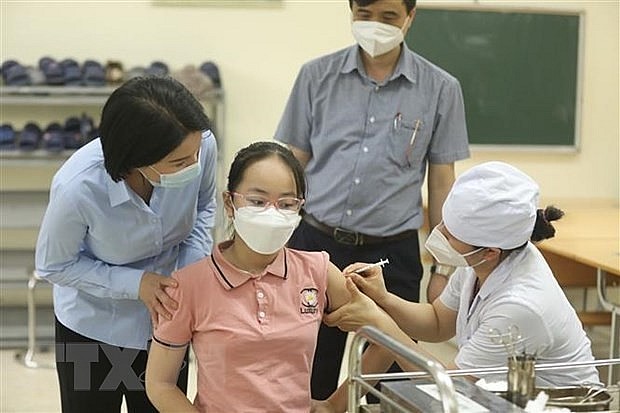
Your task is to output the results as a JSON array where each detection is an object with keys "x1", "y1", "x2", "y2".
[{"x1": 388, "y1": 115, "x2": 430, "y2": 168}]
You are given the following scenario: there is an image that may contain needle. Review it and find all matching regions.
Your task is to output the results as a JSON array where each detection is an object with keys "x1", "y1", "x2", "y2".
[{"x1": 354, "y1": 258, "x2": 390, "y2": 274}]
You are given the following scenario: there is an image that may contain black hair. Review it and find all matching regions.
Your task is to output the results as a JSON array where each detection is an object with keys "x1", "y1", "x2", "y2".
[
  {"x1": 483, "y1": 205, "x2": 564, "y2": 258},
  {"x1": 497, "y1": 205, "x2": 564, "y2": 256},
  {"x1": 349, "y1": 0, "x2": 416, "y2": 13},
  {"x1": 531, "y1": 205, "x2": 564, "y2": 242},
  {"x1": 99, "y1": 76, "x2": 211, "y2": 182},
  {"x1": 227, "y1": 141, "x2": 306, "y2": 199}
]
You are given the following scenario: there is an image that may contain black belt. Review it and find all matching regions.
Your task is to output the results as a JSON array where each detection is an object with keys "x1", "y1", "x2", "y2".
[{"x1": 302, "y1": 213, "x2": 416, "y2": 246}]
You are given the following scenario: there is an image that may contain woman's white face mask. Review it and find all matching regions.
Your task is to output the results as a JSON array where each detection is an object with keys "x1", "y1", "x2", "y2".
[
  {"x1": 425, "y1": 226, "x2": 486, "y2": 268},
  {"x1": 351, "y1": 16, "x2": 411, "y2": 58},
  {"x1": 139, "y1": 156, "x2": 201, "y2": 189},
  {"x1": 233, "y1": 206, "x2": 301, "y2": 255}
]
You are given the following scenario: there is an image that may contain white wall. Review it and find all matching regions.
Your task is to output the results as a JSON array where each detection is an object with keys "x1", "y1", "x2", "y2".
[{"x1": 2, "y1": 0, "x2": 618, "y2": 200}]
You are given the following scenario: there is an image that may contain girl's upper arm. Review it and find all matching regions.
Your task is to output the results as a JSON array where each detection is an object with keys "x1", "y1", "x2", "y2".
[
  {"x1": 325, "y1": 262, "x2": 350, "y2": 312},
  {"x1": 146, "y1": 341, "x2": 188, "y2": 386}
]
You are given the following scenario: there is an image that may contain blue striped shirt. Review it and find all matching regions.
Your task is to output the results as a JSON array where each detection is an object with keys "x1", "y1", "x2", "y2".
[{"x1": 275, "y1": 44, "x2": 469, "y2": 235}]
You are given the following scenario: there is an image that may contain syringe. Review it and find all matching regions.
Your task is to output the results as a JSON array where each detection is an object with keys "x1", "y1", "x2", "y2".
[{"x1": 354, "y1": 258, "x2": 390, "y2": 274}]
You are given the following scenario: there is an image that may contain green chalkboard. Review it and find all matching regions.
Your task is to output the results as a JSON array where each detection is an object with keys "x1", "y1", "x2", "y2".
[{"x1": 406, "y1": 8, "x2": 581, "y2": 148}]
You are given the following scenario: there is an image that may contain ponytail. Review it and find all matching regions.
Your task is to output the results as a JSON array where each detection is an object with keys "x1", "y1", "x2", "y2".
[{"x1": 531, "y1": 205, "x2": 564, "y2": 242}]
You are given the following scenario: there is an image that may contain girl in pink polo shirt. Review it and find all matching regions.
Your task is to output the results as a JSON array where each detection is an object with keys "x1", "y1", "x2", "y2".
[{"x1": 145, "y1": 142, "x2": 391, "y2": 412}]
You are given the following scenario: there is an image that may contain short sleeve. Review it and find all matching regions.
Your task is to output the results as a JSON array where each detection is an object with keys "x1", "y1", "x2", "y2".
[
  {"x1": 455, "y1": 302, "x2": 551, "y2": 374},
  {"x1": 274, "y1": 63, "x2": 314, "y2": 152},
  {"x1": 427, "y1": 78, "x2": 470, "y2": 164},
  {"x1": 153, "y1": 272, "x2": 193, "y2": 347},
  {"x1": 438, "y1": 269, "x2": 465, "y2": 311}
]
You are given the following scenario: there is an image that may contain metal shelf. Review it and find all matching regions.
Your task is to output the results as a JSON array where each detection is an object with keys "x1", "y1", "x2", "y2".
[
  {"x1": 1, "y1": 85, "x2": 116, "y2": 105},
  {"x1": 0, "y1": 85, "x2": 224, "y2": 106}
]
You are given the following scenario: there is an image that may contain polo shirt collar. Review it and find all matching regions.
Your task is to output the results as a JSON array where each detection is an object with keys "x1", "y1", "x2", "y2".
[
  {"x1": 211, "y1": 241, "x2": 288, "y2": 290},
  {"x1": 340, "y1": 43, "x2": 417, "y2": 85}
]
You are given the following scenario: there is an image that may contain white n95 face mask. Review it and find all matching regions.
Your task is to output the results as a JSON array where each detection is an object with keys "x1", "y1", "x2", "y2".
[
  {"x1": 351, "y1": 17, "x2": 408, "y2": 58},
  {"x1": 233, "y1": 206, "x2": 301, "y2": 255},
  {"x1": 425, "y1": 226, "x2": 485, "y2": 267}
]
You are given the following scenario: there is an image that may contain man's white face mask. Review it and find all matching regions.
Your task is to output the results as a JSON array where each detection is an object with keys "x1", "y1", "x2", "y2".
[{"x1": 351, "y1": 16, "x2": 411, "y2": 58}]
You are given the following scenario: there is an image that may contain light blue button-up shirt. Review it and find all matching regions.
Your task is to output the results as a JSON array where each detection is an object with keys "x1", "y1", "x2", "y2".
[
  {"x1": 36, "y1": 131, "x2": 217, "y2": 349},
  {"x1": 275, "y1": 44, "x2": 470, "y2": 236}
]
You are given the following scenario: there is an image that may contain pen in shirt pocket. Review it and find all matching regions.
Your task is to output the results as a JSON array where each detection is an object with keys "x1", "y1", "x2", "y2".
[
  {"x1": 393, "y1": 113, "x2": 402, "y2": 131},
  {"x1": 405, "y1": 119, "x2": 422, "y2": 167}
]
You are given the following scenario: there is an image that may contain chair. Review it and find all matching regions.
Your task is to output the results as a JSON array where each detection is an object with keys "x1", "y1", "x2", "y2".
[{"x1": 14, "y1": 270, "x2": 55, "y2": 369}]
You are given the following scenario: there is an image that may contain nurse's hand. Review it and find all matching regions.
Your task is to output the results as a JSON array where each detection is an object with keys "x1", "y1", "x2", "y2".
[
  {"x1": 139, "y1": 272, "x2": 179, "y2": 328},
  {"x1": 324, "y1": 278, "x2": 387, "y2": 332},
  {"x1": 310, "y1": 399, "x2": 335, "y2": 413},
  {"x1": 342, "y1": 262, "x2": 389, "y2": 307}
]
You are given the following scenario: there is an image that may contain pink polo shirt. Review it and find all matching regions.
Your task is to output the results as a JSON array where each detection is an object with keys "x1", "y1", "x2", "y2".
[{"x1": 154, "y1": 241, "x2": 329, "y2": 413}]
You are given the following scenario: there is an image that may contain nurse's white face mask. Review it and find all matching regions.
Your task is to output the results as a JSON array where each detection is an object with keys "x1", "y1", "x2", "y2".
[
  {"x1": 351, "y1": 16, "x2": 410, "y2": 58},
  {"x1": 425, "y1": 226, "x2": 486, "y2": 267}
]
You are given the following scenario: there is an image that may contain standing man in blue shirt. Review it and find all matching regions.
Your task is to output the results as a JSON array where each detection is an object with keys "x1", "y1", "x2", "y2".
[
  {"x1": 274, "y1": 0, "x2": 470, "y2": 400},
  {"x1": 36, "y1": 76, "x2": 217, "y2": 413}
]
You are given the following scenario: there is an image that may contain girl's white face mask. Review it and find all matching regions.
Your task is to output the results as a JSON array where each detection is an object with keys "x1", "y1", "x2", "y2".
[
  {"x1": 351, "y1": 17, "x2": 410, "y2": 58},
  {"x1": 233, "y1": 206, "x2": 301, "y2": 255},
  {"x1": 425, "y1": 226, "x2": 485, "y2": 267}
]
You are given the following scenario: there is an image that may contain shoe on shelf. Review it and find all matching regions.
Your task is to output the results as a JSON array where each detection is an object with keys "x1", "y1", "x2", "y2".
[
  {"x1": 145, "y1": 61, "x2": 169, "y2": 77},
  {"x1": 199, "y1": 61, "x2": 221, "y2": 88},
  {"x1": 105, "y1": 60, "x2": 124, "y2": 85},
  {"x1": 42, "y1": 123, "x2": 65, "y2": 152},
  {"x1": 63, "y1": 114, "x2": 97, "y2": 149},
  {"x1": 39, "y1": 57, "x2": 65, "y2": 86},
  {"x1": 0, "y1": 124, "x2": 17, "y2": 150},
  {"x1": 1, "y1": 60, "x2": 19, "y2": 74},
  {"x1": 2, "y1": 60, "x2": 31, "y2": 86},
  {"x1": 60, "y1": 58, "x2": 82, "y2": 86},
  {"x1": 18, "y1": 122, "x2": 42, "y2": 151},
  {"x1": 82, "y1": 60, "x2": 106, "y2": 87},
  {"x1": 63, "y1": 116, "x2": 83, "y2": 149}
]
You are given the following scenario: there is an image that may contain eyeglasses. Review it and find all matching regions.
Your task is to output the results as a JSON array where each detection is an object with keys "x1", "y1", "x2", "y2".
[{"x1": 229, "y1": 191, "x2": 304, "y2": 212}]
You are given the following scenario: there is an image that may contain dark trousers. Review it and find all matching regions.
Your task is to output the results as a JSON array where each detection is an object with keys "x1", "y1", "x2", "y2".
[
  {"x1": 55, "y1": 318, "x2": 189, "y2": 413},
  {"x1": 288, "y1": 220, "x2": 423, "y2": 400}
]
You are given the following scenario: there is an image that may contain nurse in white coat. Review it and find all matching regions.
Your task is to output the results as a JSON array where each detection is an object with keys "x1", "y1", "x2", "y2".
[{"x1": 324, "y1": 161, "x2": 600, "y2": 388}]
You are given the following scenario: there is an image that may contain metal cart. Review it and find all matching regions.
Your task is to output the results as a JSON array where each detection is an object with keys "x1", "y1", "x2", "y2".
[{"x1": 347, "y1": 326, "x2": 620, "y2": 412}]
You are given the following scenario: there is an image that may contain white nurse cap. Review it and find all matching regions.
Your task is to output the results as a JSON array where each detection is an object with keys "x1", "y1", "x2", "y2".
[{"x1": 442, "y1": 161, "x2": 539, "y2": 249}]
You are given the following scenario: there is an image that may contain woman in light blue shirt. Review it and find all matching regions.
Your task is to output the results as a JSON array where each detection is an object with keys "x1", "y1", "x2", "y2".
[{"x1": 35, "y1": 76, "x2": 217, "y2": 413}]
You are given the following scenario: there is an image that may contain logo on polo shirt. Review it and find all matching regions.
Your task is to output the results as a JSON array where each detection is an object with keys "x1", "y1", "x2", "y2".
[{"x1": 300, "y1": 288, "x2": 319, "y2": 314}]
